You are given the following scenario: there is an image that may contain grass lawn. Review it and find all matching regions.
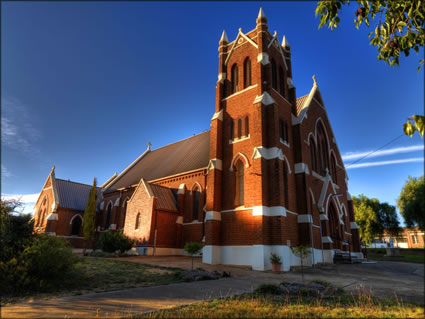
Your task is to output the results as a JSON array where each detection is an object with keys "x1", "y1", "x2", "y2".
[
  {"x1": 140, "y1": 294, "x2": 425, "y2": 318},
  {"x1": 366, "y1": 248, "x2": 424, "y2": 263},
  {"x1": 4, "y1": 256, "x2": 185, "y2": 305}
]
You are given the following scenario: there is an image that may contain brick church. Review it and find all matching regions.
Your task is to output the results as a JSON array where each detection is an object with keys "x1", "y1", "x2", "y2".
[{"x1": 33, "y1": 9, "x2": 362, "y2": 271}]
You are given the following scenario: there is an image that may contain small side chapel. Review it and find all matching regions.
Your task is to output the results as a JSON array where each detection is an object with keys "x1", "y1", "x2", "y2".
[{"x1": 33, "y1": 9, "x2": 362, "y2": 271}]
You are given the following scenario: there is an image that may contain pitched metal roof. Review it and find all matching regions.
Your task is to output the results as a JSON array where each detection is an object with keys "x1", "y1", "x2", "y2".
[
  {"x1": 55, "y1": 179, "x2": 102, "y2": 211},
  {"x1": 106, "y1": 130, "x2": 210, "y2": 192},
  {"x1": 296, "y1": 94, "x2": 309, "y2": 116},
  {"x1": 149, "y1": 183, "x2": 178, "y2": 212}
]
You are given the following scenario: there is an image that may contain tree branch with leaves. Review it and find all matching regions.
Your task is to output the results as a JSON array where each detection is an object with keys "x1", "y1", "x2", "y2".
[{"x1": 316, "y1": 0, "x2": 425, "y2": 138}]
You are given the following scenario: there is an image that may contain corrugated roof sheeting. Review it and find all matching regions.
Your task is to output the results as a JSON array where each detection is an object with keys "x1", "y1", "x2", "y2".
[
  {"x1": 56, "y1": 179, "x2": 102, "y2": 211},
  {"x1": 296, "y1": 95, "x2": 309, "y2": 116},
  {"x1": 107, "y1": 131, "x2": 210, "y2": 191},
  {"x1": 149, "y1": 184, "x2": 178, "y2": 212}
]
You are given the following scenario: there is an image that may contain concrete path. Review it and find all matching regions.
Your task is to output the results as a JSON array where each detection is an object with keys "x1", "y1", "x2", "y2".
[
  {"x1": 2, "y1": 278, "x2": 257, "y2": 318},
  {"x1": 2, "y1": 256, "x2": 424, "y2": 318}
]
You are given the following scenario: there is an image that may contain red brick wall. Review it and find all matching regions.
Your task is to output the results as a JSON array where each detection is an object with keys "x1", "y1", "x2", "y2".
[{"x1": 155, "y1": 210, "x2": 178, "y2": 248}]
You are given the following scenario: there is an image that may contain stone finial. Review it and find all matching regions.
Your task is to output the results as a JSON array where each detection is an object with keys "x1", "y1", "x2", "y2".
[
  {"x1": 147, "y1": 142, "x2": 152, "y2": 151},
  {"x1": 51, "y1": 165, "x2": 55, "y2": 171},
  {"x1": 312, "y1": 75, "x2": 317, "y2": 85},
  {"x1": 258, "y1": 7, "x2": 266, "y2": 19},
  {"x1": 220, "y1": 30, "x2": 228, "y2": 43},
  {"x1": 282, "y1": 35, "x2": 290, "y2": 48}
]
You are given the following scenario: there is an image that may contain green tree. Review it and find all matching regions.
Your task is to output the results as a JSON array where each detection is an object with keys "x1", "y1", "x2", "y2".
[
  {"x1": 184, "y1": 242, "x2": 204, "y2": 270},
  {"x1": 0, "y1": 198, "x2": 34, "y2": 262},
  {"x1": 291, "y1": 245, "x2": 312, "y2": 283},
  {"x1": 397, "y1": 176, "x2": 425, "y2": 230},
  {"x1": 353, "y1": 195, "x2": 400, "y2": 245},
  {"x1": 83, "y1": 178, "x2": 97, "y2": 255},
  {"x1": 315, "y1": 0, "x2": 425, "y2": 138}
]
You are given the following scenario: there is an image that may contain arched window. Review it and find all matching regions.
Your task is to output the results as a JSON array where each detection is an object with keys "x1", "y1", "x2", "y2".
[
  {"x1": 105, "y1": 202, "x2": 112, "y2": 228},
  {"x1": 192, "y1": 187, "x2": 200, "y2": 221},
  {"x1": 135, "y1": 212, "x2": 141, "y2": 230},
  {"x1": 328, "y1": 203, "x2": 340, "y2": 241},
  {"x1": 243, "y1": 58, "x2": 251, "y2": 88},
  {"x1": 37, "y1": 196, "x2": 49, "y2": 227},
  {"x1": 283, "y1": 162, "x2": 289, "y2": 208},
  {"x1": 235, "y1": 160, "x2": 244, "y2": 206},
  {"x1": 71, "y1": 215, "x2": 82, "y2": 236},
  {"x1": 231, "y1": 64, "x2": 239, "y2": 93},
  {"x1": 244, "y1": 116, "x2": 249, "y2": 136},
  {"x1": 279, "y1": 119, "x2": 288, "y2": 142},
  {"x1": 309, "y1": 138, "x2": 317, "y2": 173},
  {"x1": 331, "y1": 155, "x2": 337, "y2": 184},
  {"x1": 317, "y1": 125, "x2": 329, "y2": 174},
  {"x1": 38, "y1": 209, "x2": 46, "y2": 227},
  {"x1": 271, "y1": 59, "x2": 277, "y2": 90},
  {"x1": 122, "y1": 200, "x2": 128, "y2": 218},
  {"x1": 237, "y1": 118, "x2": 242, "y2": 138},
  {"x1": 279, "y1": 67, "x2": 285, "y2": 96}
]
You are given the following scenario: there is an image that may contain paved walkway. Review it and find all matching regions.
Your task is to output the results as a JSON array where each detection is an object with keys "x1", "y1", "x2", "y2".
[
  {"x1": 2, "y1": 277, "x2": 256, "y2": 318},
  {"x1": 2, "y1": 256, "x2": 424, "y2": 318}
]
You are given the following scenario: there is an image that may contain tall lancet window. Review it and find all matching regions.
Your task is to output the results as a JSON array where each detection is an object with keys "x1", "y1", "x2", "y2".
[
  {"x1": 231, "y1": 64, "x2": 239, "y2": 93},
  {"x1": 244, "y1": 58, "x2": 251, "y2": 88},
  {"x1": 105, "y1": 202, "x2": 112, "y2": 228},
  {"x1": 279, "y1": 67, "x2": 285, "y2": 96},
  {"x1": 283, "y1": 162, "x2": 289, "y2": 208},
  {"x1": 235, "y1": 161, "x2": 244, "y2": 206},
  {"x1": 317, "y1": 124, "x2": 329, "y2": 174},
  {"x1": 331, "y1": 155, "x2": 337, "y2": 184},
  {"x1": 271, "y1": 59, "x2": 277, "y2": 90},
  {"x1": 192, "y1": 187, "x2": 200, "y2": 221},
  {"x1": 309, "y1": 137, "x2": 317, "y2": 173}
]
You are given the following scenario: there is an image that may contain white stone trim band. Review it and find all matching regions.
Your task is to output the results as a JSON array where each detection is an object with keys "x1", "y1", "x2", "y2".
[
  {"x1": 350, "y1": 221, "x2": 359, "y2": 229},
  {"x1": 297, "y1": 214, "x2": 313, "y2": 224},
  {"x1": 252, "y1": 206, "x2": 287, "y2": 217},
  {"x1": 205, "y1": 211, "x2": 221, "y2": 221}
]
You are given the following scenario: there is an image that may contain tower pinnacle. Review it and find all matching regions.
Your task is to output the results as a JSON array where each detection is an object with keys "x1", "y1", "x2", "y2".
[
  {"x1": 220, "y1": 30, "x2": 229, "y2": 43},
  {"x1": 258, "y1": 7, "x2": 266, "y2": 19},
  {"x1": 256, "y1": 7, "x2": 268, "y2": 26}
]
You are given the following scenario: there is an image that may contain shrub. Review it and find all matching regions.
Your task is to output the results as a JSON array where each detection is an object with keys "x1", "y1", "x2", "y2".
[
  {"x1": 97, "y1": 231, "x2": 134, "y2": 253},
  {"x1": 21, "y1": 235, "x2": 77, "y2": 285},
  {"x1": 254, "y1": 284, "x2": 281, "y2": 295},
  {"x1": 1, "y1": 235, "x2": 77, "y2": 295}
]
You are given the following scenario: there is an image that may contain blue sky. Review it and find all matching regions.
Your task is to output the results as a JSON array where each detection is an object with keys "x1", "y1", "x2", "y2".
[{"x1": 1, "y1": 2, "x2": 424, "y2": 222}]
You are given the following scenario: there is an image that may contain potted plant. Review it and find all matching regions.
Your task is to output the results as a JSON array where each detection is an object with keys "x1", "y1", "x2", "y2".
[{"x1": 270, "y1": 253, "x2": 282, "y2": 273}]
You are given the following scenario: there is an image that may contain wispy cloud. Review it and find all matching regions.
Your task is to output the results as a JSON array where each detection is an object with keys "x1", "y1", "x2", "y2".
[
  {"x1": 1, "y1": 193, "x2": 40, "y2": 203},
  {"x1": 346, "y1": 157, "x2": 424, "y2": 170},
  {"x1": 1, "y1": 97, "x2": 41, "y2": 156},
  {"x1": 342, "y1": 145, "x2": 424, "y2": 161},
  {"x1": 1, "y1": 165, "x2": 12, "y2": 178}
]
